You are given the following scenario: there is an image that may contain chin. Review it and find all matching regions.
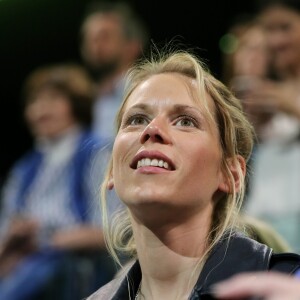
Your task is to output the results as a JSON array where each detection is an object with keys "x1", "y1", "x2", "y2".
[
  {"x1": 135, "y1": 189, "x2": 173, "y2": 204},
  {"x1": 124, "y1": 193, "x2": 174, "y2": 208}
]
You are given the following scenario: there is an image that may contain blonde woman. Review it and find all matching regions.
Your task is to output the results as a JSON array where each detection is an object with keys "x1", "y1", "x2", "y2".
[{"x1": 87, "y1": 47, "x2": 300, "y2": 300}]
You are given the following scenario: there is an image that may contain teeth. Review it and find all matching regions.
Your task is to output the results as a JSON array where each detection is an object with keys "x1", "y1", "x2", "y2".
[
  {"x1": 137, "y1": 158, "x2": 169, "y2": 169},
  {"x1": 150, "y1": 159, "x2": 158, "y2": 166}
]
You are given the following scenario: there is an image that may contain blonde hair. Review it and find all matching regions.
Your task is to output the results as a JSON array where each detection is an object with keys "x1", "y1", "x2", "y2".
[{"x1": 100, "y1": 47, "x2": 254, "y2": 266}]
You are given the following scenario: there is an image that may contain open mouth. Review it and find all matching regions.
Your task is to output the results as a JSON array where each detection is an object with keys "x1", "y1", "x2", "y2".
[
  {"x1": 130, "y1": 153, "x2": 175, "y2": 171},
  {"x1": 137, "y1": 158, "x2": 170, "y2": 170}
]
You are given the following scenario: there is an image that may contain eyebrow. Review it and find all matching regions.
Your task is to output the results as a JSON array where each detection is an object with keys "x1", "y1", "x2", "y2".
[
  {"x1": 171, "y1": 104, "x2": 203, "y2": 115},
  {"x1": 128, "y1": 103, "x2": 203, "y2": 115}
]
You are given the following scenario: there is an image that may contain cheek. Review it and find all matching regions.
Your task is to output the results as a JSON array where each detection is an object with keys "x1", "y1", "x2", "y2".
[
  {"x1": 24, "y1": 108, "x2": 34, "y2": 123},
  {"x1": 187, "y1": 140, "x2": 222, "y2": 181},
  {"x1": 294, "y1": 32, "x2": 300, "y2": 47},
  {"x1": 112, "y1": 132, "x2": 136, "y2": 176},
  {"x1": 49, "y1": 105, "x2": 75, "y2": 127},
  {"x1": 193, "y1": 150, "x2": 220, "y2": 176},
  {"x1": 54, "y1": 102, "x2": 73, "y2": 118},
  {"x1": 112, "y1": 134, "x2": 128, "y2": 164},
  {"x1": 111, "y1": 136, "x2": 135, "y2": 199}
]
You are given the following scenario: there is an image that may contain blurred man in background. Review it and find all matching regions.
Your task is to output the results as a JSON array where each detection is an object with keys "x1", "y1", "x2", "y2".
[{"x1": 79, "y1": 1, "x2": 150, "y2": 141}]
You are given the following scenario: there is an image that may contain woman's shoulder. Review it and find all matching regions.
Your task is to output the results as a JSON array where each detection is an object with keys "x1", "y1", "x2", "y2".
[
  {"x1": 226, "y1": 230, "x2": 300, "y2": 273},
  {"x1": 85, "y1": 278, "x2": 122, "y2": 300},
  {"x1": 85, "y1": 259, "x2": 138, "y2": 300}
]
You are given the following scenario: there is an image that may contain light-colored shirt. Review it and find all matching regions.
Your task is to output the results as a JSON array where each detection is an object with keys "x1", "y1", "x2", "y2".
[
  {"x1": 245, "y1": 114, "x2": 300, "y2": 253},
  {"x1": 92, "y1": 77, "x2": 125, "y2": 141}
]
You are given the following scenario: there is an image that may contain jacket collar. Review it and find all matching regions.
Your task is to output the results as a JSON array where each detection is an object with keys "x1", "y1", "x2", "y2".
[
  {"x1": 112, "y1": 231, "x2": 272, "y2": 299},
  {"x1": 192, "y1": 231, "x2": 272, "y2": 298}
]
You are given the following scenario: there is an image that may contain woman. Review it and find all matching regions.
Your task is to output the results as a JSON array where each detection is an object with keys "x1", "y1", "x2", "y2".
[
  {"x1": 87, "y1": 48, "x2": 300, "y2": 300},
  {"x1": 0, "y1": 63, "x2": 117, "y2": 299}
]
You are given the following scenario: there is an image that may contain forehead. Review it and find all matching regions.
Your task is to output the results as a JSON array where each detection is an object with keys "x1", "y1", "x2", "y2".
[
  {"x1": 241, "y1": 27, "x2": 265, "y2": 43},
  {"x1": 259, "y1": 5, "x2": 300, "y2": 25},
  {"x1": 125, "y1": 73, "x2": 214, "y2": 112},
  {"x1": 83, "y1": 13, "x2": 122, "y2": 35}
]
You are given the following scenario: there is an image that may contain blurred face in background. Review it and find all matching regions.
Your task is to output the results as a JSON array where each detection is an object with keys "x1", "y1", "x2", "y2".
[
  {"x1": 24, "y1": 87, "x2": 76, "y2": 139},
  {"x1": 258, "y1": 5, "x2": 300, "y2": 75},
  {"x1": 233, "y1": 25, "x2": 270, "y2": 78},
  {"x1": 80, "y1": 13, "x2": 127, "y2": 80}
]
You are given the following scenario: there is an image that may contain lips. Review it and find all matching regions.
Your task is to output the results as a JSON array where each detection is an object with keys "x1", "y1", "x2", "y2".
[{"x1": 130, "y1": 150, "x2": 175, "y2": 170}]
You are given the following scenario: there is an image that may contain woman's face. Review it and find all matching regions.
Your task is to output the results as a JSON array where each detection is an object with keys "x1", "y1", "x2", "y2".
[
  {"x1": 25, "y1": 87, "x2": 76, "y2": 139},
  {"x1": 259, "y1": 5, "x2": 300, "y2": 72},
  {"x1": 233, "y1": 26, "x2": 270, "y2": 77},
  {"x1": 111, "y1": 73, "x2": 227, "y2": 220}
]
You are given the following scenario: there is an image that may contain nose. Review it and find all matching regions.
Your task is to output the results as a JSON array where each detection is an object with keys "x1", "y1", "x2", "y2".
[
  {"x1": 140, "y1": 117, "x2": 172, "y2": 145},
  {"x1": 268, "y1": 30, "x2": 287, "y2": 50}
]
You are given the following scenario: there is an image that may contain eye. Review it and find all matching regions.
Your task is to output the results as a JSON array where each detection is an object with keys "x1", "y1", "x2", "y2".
[
  {"x1": 175, "y1": 115, "x2": 197, "y2": 128},
  {"x1": 124, "y1": 114, "x2": 150, "y2": 127}
]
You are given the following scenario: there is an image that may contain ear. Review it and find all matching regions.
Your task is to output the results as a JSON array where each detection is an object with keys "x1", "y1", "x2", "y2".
[
  {"x1": 218, "y1": 155, "x2": 246, "y2": 194},
  {"x1": 107, "y1": 176, "x2": 114, "y2": 190}
]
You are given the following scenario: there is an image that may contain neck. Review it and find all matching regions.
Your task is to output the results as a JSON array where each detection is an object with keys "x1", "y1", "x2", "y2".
[
  {"x1": 97, "y1": 68, "x2": 126, "y2": 95},
  {"x1": 132, "y1": 213, "x2": 210, "y2": 300},
  {"x1": 36, "y1": 124, "x2": 82, "y2": 149}
]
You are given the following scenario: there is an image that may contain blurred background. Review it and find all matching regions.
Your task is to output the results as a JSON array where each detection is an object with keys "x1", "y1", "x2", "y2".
[{"x1": 0, "y1": 0, "x2": 255, "y2": 183}]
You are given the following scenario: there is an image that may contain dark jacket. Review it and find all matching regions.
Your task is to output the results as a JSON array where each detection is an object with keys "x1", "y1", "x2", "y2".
[{"x1": 86, "y1": 231, "x2": 300, "y2": 300}]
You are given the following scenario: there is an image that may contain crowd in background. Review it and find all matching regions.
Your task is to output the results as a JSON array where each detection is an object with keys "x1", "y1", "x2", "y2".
[
  {"x1": 0, "y1": 0, "x2": 300, "y2": 299},
  {"x1": 221, "y1": 0, "x2": 300, "y2": 253},
  {"x1": 0, "y1": 2, "x2": 148, "y2": 299}
]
